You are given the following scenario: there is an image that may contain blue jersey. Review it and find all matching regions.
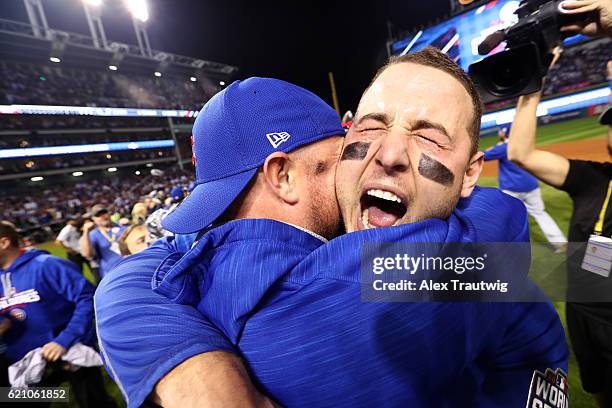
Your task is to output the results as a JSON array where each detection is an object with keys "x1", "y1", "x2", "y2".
[
  {"x1": 89, "y1": 226, "x2": 126, "y2": 277},
  {"x1": 484, "y1": 142, "x2": 539, "y2": 193},
  {"x1": 0, "y1": 250, "x2": 95, "y2": 363},
  {"x1": 95, "y1": 187, "x2": 568, "y2": 407}
]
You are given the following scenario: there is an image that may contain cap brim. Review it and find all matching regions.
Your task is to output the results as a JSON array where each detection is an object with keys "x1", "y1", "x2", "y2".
[
  {"x1": 161, "y1": 168, "x2": 257, "y2": 234},
  {"x1": 600, "y1": 106, "x2": 612, "y2": 125}
]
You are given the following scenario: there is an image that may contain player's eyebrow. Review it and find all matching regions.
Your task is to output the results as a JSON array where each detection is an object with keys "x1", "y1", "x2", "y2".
[
  {"x1": 409, "y1": 119, "x2": 452, "y2": 142},
  {"x1": 353, "y1": 112, "x2": 392, "y2": 127}
]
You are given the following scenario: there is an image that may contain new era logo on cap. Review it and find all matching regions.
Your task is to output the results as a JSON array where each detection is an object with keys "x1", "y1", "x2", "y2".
[
  {"x1": 266, "y1": 132, "x2": 291, "y2": 148},
  {"x1": 162, "y1": 77, "x2": 345, "y2": 234}
]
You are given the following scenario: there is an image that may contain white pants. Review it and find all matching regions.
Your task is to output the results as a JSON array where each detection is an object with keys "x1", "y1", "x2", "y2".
[{"x1": 502, "y1": 188, "x2": 567, "y2": 245}]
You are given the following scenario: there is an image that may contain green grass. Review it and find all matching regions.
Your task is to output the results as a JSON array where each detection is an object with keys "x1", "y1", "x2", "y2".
[{"x1": 480, "y1": 115, "x2": 606, "y2": 151}]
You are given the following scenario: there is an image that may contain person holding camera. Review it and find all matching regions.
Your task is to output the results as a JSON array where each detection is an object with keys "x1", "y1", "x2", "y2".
[{"x1": 508, "y1": 58, "x2": 612, "y2": 407}]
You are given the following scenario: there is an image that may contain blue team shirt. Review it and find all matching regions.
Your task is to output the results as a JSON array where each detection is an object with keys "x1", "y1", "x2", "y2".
[
  {"x1": 95, "y1": 187, "x2": 568, "y2": 407},
  {"x1": 0, "y1": 250, "x2": 95, "y2": 363},
  {"x1": 484, "y1": 142, "x2": 539, "y2": 192},
  {"x1": 89, "y1": 226, "x2": 126, "y2": 277}
]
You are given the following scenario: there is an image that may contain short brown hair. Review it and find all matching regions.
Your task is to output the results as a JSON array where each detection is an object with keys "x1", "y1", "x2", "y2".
[
  {"x1": 0, "y1": 221, "x2": 21, "y2": 248},
  {"x1": 369, "y1": 46, "x2": 483, "y2": 155}
]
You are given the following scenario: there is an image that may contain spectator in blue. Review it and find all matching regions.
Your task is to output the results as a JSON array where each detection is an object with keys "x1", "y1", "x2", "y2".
[
  {"x1": 484, "y1": 127, "x2": 567, "y2": 252},
  {"x1": 81, "y1": 205, "x2": 126, "y2": 282},
  {"x1": 0, "y1": 221, "x2": 115, "y2": 407}
]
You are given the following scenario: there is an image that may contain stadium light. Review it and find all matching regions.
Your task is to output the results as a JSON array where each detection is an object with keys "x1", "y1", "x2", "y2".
[
  {"x1": 107, "y1": 167, "x2": 118, "y2": 172},
  {"x1": 135, "y1": 170, "x2": 141, "y2": 175},
  {"x1": 154, "y1": 71, "x2": 162, "y2": 77},
  {"x1": 146, "y1": 163, "x2": 153, "y2": 167},
  {"x1": 108, "y1": 65, "x2": 118, "y2": 71},
  {"x1": 30, "y1": 176, "x2": 44, "y2": 182},
  {"x1": 126, "y1": 0, "x2": 149, "y2": 22},
  {"x1": 72, "y1": 171, "x2": 84, "y2": 177},
  {"x1": 49, "y1": 57, "x2": 61, "y2": 63},
  {"x1": 219, "y1": 81, "x2": 225, "y2": 86},
  {"x1": 190, "y1": 76, "x2": 197, "y2": 82}
]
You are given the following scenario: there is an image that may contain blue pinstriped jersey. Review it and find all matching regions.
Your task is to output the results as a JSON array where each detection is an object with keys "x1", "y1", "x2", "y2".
[{"x1": 95, "y1": 187, "x2": 568, "y2": 407}]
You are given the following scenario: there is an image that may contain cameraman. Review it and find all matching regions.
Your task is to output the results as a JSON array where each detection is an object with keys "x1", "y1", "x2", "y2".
[{"x1": 508, "y1": 51, "x2": 612, "y2": 406}]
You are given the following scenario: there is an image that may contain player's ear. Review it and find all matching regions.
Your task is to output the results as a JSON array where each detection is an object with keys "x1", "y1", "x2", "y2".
[
  {"x1": 263, "y1": 152, "x2": 299, "y2": 204},
  {"x1": 0, "y1": 237, "x2": 11, "y2": 251},
  {"x1": 461, "y1": 151, "x2": 484, "y2": 198}
]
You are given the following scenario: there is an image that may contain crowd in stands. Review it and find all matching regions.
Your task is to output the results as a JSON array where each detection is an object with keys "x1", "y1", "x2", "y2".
[
  {"x1": 0, "y1": 60, "x2": 219, "y2": 110},
  {"x1": 543, "y1": 39, "x2": 612, "y2": 96},
  {"x1": 2, "y1": 165, "x2": 194, "y2": 236}
]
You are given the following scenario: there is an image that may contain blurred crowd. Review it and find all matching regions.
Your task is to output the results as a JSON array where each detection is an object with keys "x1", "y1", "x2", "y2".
[
  {"x1": 0, "y1": 60, "x2": 218, "y2": 110},
  {"x1": 543, "y1": 39, "x2": 612, "y2": 96},
  {"x1": 2, "y1": 166, "x2": 194, "y2": 236}
]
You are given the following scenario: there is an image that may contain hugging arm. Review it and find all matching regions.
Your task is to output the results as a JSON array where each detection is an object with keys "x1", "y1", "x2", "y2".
[{"x1": 94, "y1": 238, "x2": 274, "y2": 408}]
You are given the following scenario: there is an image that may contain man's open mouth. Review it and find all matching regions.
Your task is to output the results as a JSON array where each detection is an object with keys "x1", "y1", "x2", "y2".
[{"x1": 359, "y1": 188, "x2": 407, "y2": 229}]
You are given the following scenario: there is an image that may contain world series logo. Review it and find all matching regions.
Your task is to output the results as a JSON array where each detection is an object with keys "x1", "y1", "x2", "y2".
[{"x1": 526, "y1": 368, "x2": 568, "y2": 408}]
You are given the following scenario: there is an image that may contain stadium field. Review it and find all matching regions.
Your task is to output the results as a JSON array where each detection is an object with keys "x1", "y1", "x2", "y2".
[{"x1": 480, "y1": 115, "x2": 607, "y2": 151}]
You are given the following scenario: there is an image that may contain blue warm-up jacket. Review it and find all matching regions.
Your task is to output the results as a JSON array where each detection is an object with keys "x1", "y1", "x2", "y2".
[
  {"x1": 483, "y1": 142, "x2": 539, "y2": 192},
  {"x1": 0, "y1": 249, "x2": 96, "y2": 363},
  {"x1": 95, "y1": 187, "x2": 568, "y2": 407}
]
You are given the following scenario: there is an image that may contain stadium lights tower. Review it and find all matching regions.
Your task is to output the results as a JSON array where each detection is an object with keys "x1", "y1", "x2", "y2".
[
  {"x1": 125, "y1": 0, "x2": 152, "y2": 57},
  {"x1": 82, "y1": 0, "x2": 109, "y2": 49},
  {"x1": 22, "y1": 0, "x2": 50, "y2": 39}
]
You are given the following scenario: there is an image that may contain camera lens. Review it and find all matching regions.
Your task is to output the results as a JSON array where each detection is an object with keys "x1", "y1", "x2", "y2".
[{"x1": 487, "y1": 54, "x2": 530, "y2": 93}]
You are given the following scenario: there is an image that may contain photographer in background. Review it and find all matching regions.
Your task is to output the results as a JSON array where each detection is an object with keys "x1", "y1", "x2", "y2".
[{"x1": 508, "y1": 57, "x2": 612, "y2": 407}]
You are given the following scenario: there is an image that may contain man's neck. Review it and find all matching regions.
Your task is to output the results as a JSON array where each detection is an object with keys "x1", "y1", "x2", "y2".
[{"x1": 1, "y1": 248, "x2": 23, "y2": 271}]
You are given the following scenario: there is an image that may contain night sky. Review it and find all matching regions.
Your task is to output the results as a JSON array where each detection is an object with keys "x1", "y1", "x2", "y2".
[{"x1": 1, "y1": 0, "x2": 454, "y2": 111}]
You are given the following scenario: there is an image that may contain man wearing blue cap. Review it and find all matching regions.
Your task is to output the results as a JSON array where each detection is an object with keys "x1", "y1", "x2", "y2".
[
  {"x1": 158, "y1": 73, "x2": 345, "y2": 240},
  {"x1": 96, "y1": 48, "x2": 567, "y2": 408}
]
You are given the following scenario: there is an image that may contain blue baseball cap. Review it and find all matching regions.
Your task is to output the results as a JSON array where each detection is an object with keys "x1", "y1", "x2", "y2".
[
  {"x1": 162, "y1": 77, "x2": 344, "y2": 234},
  {"x1": 170, "y1": 186, "x2": 184, "y2": 201}
]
